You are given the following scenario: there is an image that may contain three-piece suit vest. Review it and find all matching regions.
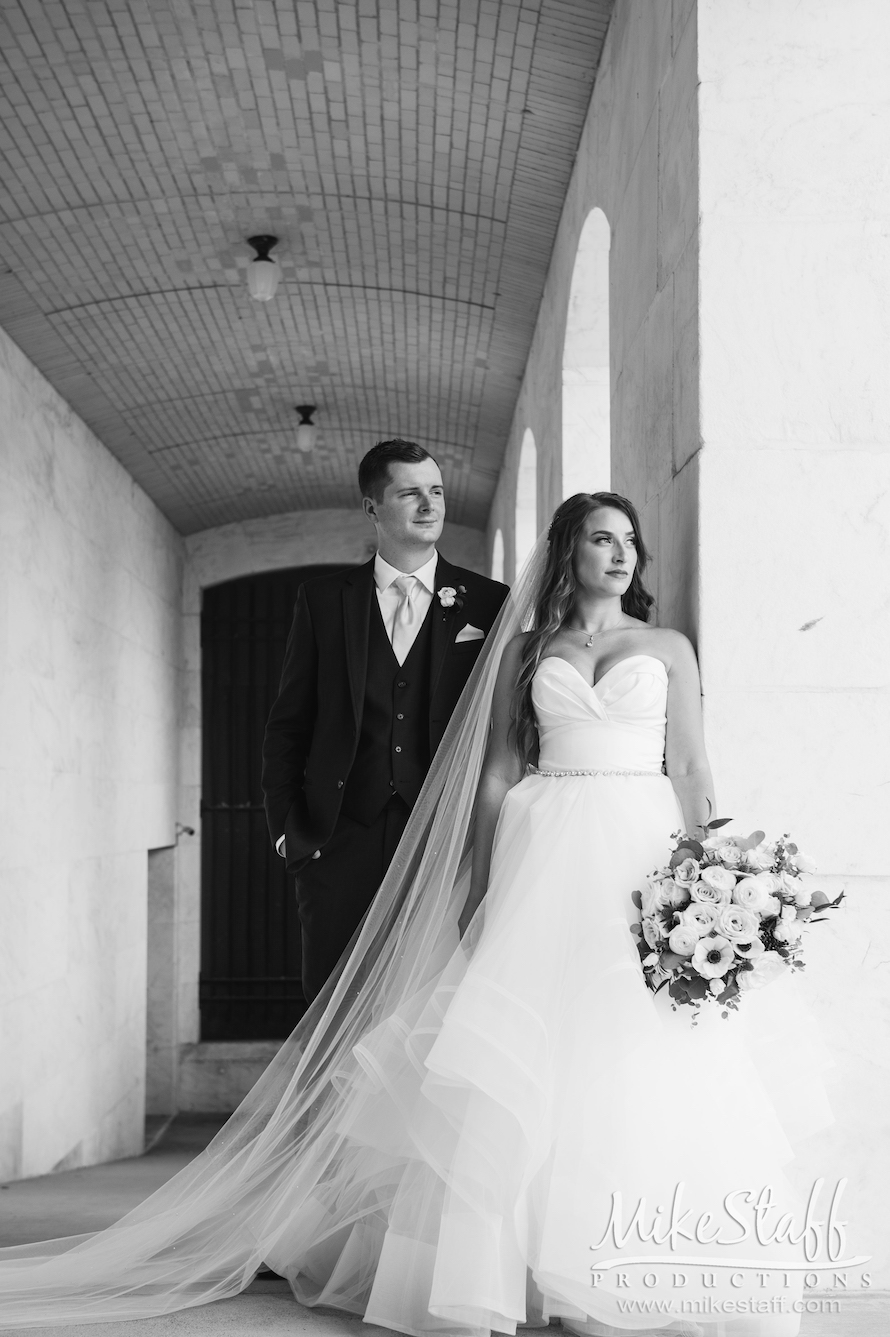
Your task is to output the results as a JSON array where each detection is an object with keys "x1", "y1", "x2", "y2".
[{"x1": 340, "y1": 595, "x2": 434, "y2": 825}]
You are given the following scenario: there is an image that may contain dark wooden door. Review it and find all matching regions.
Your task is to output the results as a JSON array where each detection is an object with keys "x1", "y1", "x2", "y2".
[{"x1": 199, "y1": 564, "x2": 351, "y2": 1040}]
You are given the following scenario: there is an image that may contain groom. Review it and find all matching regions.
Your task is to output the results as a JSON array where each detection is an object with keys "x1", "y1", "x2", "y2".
[{"x1": 262, "y1": 439, "x2": 508, "y2": 1002}]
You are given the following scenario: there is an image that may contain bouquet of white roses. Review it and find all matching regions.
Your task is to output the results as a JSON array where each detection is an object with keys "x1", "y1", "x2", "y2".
[{"x1": 630, "y1": 821, "x2": 844, "y2": 1020}]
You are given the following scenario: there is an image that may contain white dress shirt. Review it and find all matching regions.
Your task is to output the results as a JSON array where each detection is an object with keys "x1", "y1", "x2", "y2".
[
  {"x1": 276, "y1": 551, "x2": 440, "y2": 857},
  {"x1": 373, "y1": 550, "x2": 439, "y2": 658}
]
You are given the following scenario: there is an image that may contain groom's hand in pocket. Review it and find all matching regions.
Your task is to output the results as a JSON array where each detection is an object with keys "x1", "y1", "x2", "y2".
[{"x1": 276, "y1": 837, "x2": 321, "y2": 862}]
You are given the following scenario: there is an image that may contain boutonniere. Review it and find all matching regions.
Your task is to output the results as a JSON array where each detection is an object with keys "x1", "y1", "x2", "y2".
[{"x1": 438, "y1": 584, "x2": 467, "y2": 610}]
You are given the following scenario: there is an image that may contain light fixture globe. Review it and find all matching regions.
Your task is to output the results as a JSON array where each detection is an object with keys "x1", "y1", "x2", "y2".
[
  {"x1": 246, "y1": 234, "x2": 280, "y2": 302},
  {"x1": 295, "y1": 404, "x2": 318, "y2": 453}
]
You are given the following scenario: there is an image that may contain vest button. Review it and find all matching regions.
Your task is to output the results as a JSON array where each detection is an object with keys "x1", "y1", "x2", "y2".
[
  {"x1": 336, "y1": 779, "x2": 344, "y2": 788},
  {"x1": 397, "y1": 680, "x2": 407, "y2": 688},
  {"x1": 396, "y1": 713, "x2": 404, "y2": 720},
  {"x1": 394, "y1": 746, "x2": 402, "y2": 753}
]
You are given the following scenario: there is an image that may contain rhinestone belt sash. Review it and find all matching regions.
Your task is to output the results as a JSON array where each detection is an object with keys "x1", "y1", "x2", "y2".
[{"x1": 529, "y1": 764, "x2": 663, "y2": 778}]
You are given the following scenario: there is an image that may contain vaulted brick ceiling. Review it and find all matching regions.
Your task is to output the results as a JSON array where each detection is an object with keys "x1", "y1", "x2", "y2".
[{"x1": 0, "y1": 0, "x2": 612, "y2": 534}]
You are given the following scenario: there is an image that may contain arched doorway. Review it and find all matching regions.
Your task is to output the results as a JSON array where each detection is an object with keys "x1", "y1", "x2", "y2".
[
  {"x1": 199, "y1": 564, "x2": 350, "y2": 1040},
  {"x1": 562, "y1": 207, "x2": 611, "y2": 498},
  {"x1": 515, "y1": 429, "x2": 538, "y2": 576}
]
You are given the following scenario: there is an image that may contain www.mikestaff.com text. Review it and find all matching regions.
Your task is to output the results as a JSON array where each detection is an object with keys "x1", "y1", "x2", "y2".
[{"x1": 616, "y1": 1298, "x2": 841, "y2": 1317}]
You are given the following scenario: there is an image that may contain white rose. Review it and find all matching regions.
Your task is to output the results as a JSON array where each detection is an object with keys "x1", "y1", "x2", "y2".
[
  {"x1": 664, "y1": 879, "x2": 692, "y2": 909},
  {"x1": 678, "y1": 903, "x2": 720, "y2": 937},
  {"x1": 702, "y1": 834, "x2": 733, "y2": 850},
  {"x1": 672, "y1": 857, "x2": 701, "y2": 886},
  {"x1": 709, "y1": 978, "x2": 725, "y2": 996},
  {"x1": 689, "y1": 879, "x2": 730, "y2": 906},
  {"x1": 717, "y1": 844, "x2": 742, "y2": 867},
  {"x1": 793, "y1": 852, "x2": 818, "y2": 874},
  {"x1": 781, "y1": 871, "x2": 812, "y2": 907},
  {"x1": 763, "y1": 896, "x2": 782, "y2": 917},
  {"x1": 737, "y1": 951, "x2": 786, "y2": 991},
  {"x1": 744, "y1": 843, "x2": 775, "y2": 871},
  {"x1": 668, "y1": 925, "x2": 699, "y2": 957},
  {"x1": 642, "y1": 917, "x2": 664, "y2": 948},
  {"x1": 715, "y1": 906, "x2": 759, "y2": 940},
  {"x1": 641, "y1": 879, "x2": 669, "y2": 917},
  {"x1": 437, "y1": 586, "x2": 457, "y2": 607},
  {"x1": 774, "y1": 918, "x2": 803, "y2": 944},
  {"x1": 732, "y1": 875, "x2": 774, "y2": 914},
  {"x1": 701, "y1": 865, "x2": 737, "y2": 895}
]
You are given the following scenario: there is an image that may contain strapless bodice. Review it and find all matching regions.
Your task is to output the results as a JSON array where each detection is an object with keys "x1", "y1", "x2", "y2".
[{"x1": 532, "y1": 654, "x2": 667, "y2": 773}]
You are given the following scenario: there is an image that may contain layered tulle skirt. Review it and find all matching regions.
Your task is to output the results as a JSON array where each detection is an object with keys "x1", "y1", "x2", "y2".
[{"x1": 256, "y1": 770, "x2": 833, "y2": 1337}]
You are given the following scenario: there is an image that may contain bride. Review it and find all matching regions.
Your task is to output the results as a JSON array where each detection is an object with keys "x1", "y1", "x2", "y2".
[{"x1": 0, "y1": 493, "x2": 832, "y2": 1335}]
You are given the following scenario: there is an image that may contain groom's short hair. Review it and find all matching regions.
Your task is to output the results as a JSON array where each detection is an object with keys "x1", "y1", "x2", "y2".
[{"x1": 359, "y1": 439, "x2": 436, "y2": 501}]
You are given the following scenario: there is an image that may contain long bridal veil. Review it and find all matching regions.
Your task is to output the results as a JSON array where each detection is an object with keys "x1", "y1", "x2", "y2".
[{"x1": 0, "y1": 539, "x2": 550, "y2": 1329}]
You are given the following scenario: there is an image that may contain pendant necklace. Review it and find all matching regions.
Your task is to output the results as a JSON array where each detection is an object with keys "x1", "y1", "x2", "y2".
[{"x1": 579, "y1": 625, "x2": 621, "y2": 648}]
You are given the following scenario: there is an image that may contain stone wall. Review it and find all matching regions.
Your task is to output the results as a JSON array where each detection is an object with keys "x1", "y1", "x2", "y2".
[
  {"x1": 695, "y1": 0, "x2": 890, "y2": 1283},
  {"x1": 486, "y1": 0, "x2": 699, "y2": 644},
  {"x1": 0, "y1": 329, "x2": 183, "y2": 1179}
]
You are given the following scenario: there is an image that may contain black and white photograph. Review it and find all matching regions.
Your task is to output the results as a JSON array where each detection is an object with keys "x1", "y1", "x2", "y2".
[{"x1": 0, "y1": 2, "x2": 887, "y2": 1335}]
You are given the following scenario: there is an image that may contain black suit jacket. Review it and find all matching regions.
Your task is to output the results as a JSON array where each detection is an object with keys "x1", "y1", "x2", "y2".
[{"x1": 262, "y1": 555, "x2": 509, "y2": 873}]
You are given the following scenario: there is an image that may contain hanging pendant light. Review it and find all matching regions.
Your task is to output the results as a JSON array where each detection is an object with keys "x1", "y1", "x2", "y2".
[
  {"x1": 246, "y1": 235, "x2": 280, "y2": 301},
  {"x1": 295, "y1": 404, "x2": 318, "y2": 453}
]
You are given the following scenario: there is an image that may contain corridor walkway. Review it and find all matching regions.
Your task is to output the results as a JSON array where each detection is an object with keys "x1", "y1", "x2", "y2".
[
  {"x1": 0, "y1": 1117, "x2": 884, "y2": 1337},
  {"x1": 0, "y1": 1117, "x2": 361, "y2": 1337}
]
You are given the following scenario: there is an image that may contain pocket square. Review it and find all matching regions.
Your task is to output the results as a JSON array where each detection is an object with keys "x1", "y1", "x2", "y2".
[{"x1": 455, "y1": 624, "x2": 485, "y2": 643}]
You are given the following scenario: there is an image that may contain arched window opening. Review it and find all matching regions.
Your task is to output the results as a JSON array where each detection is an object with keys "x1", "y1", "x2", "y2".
[
  {"x1": 515, "y1": 428, "x2": 538, "y2": 576},
  {"x1": 562, "y1": 207, "x2": 611, "y2": 499},
  {"x1": 491, "y1": 528, "x2": 505, "y2": 583}
]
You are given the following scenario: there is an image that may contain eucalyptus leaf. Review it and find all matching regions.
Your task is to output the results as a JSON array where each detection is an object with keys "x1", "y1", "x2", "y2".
[
  {"x1": 706, "y1": 817, "x2": 733, "y2": 830},
  {"x1": 736, "y1": 830, "x2": 766, "y2": 852},
  {"x1": 671, "y1": 841, "x2": 703, "y2": 865}
]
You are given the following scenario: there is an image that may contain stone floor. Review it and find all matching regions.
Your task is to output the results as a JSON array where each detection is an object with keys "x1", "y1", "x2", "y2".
[{"x1": 0, "y1": 1116, "x2": 886, "y2": 1336}]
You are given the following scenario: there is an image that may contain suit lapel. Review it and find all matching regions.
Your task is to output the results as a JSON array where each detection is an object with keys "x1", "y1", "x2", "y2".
[
  {"x1": 429, "y1": 555, "x2": 462, "y2": 700},
  {"x1": 342, "y1": 559, "x2": 375, "y2": 728}
]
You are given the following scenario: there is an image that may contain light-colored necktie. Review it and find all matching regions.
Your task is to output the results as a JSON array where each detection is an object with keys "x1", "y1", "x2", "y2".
[{"x1": 390, "y1": 575, "x2": 419, "y2": 665}]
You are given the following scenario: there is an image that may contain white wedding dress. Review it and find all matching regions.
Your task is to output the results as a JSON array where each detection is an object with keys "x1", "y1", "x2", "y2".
[
  {"x1": 257, "y1": 654, "x2": 833, "y2": 1337},
  {"x1": 0, "y1": 651, "x2": 833, "y2": 1332}
]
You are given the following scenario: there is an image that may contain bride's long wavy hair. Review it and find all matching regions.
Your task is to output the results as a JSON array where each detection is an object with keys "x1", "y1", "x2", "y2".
[{"x1": 512, "y1": 491, "x2": 654, "y2": 769}]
